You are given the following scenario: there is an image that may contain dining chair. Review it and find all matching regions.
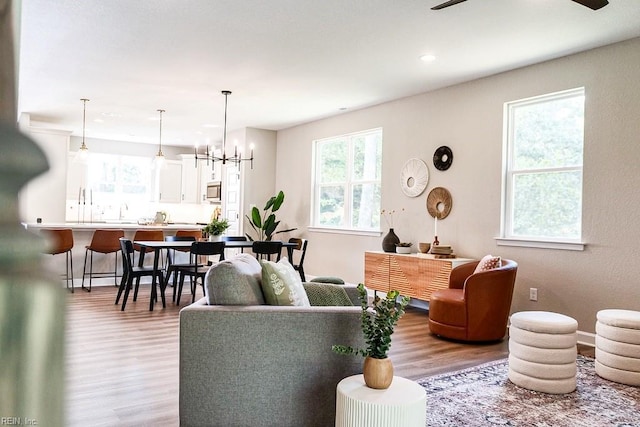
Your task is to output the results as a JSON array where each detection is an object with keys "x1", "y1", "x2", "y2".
[
  {"x1": 175, "y1": 229, "x2": 203, "y2": 240},
  {"x1": 252, "y1": 240, "x2": 283, "y2": 262},
  {"x1": 164, "y1": 235, "x2": 202, "y2": 302},
  {"x1": 41, "y1": 228, "x2": 75, "y2": 292},
  {"x1": 81, "y1": 229, "x2": 124, "y2": 292},
  {"x1": 116, "y1": 238, "x2": 166, "y2": 311},
  {"x1": 176, "y1": 241, "x2": 225, "y2": 304},
  {"x1": 222, "y1": 235, "x2": 248, "y2": 251},
  {"x1": 288, "y1": 238, "x2": 308, "y2": 282}
]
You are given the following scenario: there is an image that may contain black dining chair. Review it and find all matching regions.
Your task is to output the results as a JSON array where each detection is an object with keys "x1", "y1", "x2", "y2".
[
  {"x1": 288, "y1": 238, "x2": 308, "y2": 282},
  {"x1": 252, "y1": 240, "x2": 283, "y2": 262},
  {"x1": 176, "y1": 241, "x2": 226, "y2": 304},
  {"x1": 116, "y1": 238, "x2": 165, "y2": 311},
  {"x1": 164, "y1": 235, "x2": 202, "y2": 302},
  {"x1": 222, "y1": 235, "x2": 248, "y2": 253}
]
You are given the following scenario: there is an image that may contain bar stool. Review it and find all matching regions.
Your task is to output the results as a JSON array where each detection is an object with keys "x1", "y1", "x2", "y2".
[
  {"x1": 81, "y1": 229, "x2": 125, "y2": 292},
  {"x1": 42, "y1": 228, "x2": 75, "y2": 293},
  {"x1": 132, "y1": 229, "x2": 164, "y2": 265}
]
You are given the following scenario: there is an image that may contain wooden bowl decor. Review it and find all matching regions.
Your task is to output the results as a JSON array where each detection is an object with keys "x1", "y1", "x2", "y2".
[{"x1": 426, "y1": 187, "x2": 452, "y2": 220}]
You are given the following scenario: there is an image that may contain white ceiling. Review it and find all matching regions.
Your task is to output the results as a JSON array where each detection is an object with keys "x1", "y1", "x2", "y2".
[{"x1": 17, "y1": 0, "x2": 640, "y2": 147}]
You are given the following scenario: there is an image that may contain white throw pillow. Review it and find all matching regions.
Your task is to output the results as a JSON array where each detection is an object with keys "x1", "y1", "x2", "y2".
[{"x1": 473, "y1": 254, "x2": 502, "y2": 274}]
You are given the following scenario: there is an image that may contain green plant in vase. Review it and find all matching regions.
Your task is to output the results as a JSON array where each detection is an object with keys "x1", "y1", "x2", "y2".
[
  {"x1": 245, "y1": 190, "x2": 296, "y2": 241},
  {"x1": 332, "y1": 283, "x2": 410, "y2": 389},
  {"x1": 203, "y1": 217, "x2": 230, "y2": 239}
]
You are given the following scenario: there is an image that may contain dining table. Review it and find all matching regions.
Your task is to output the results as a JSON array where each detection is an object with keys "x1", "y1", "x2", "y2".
[{"x1": 134, "y1": 240, "x2": 298, "y2": 310}]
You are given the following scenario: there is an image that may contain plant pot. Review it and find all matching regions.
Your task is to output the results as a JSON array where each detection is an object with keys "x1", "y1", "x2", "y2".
[
  {"x1": 382, "y1": 228, "x2": 400, "y2": 253},
  {"x1": 395, "y1": 246, "x2": 411, "y2": 254},
  {"x1": 208, "y1": 235, "x2": 222, "y2": 242},
  {"x1": 363, "y1": 356, "x2": 394, "y2": 389}
]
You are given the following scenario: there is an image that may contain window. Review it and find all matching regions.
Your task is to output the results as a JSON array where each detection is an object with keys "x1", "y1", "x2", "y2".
[
  {"x1": 312, "y1": 128, "x2": 382, "y2": 232},
  {"x1": 86, "y1": 153, "x2": 153, "y2": 219},
  {"x1": 500, "y1": 88, "x2": 585, "y2": 249}
]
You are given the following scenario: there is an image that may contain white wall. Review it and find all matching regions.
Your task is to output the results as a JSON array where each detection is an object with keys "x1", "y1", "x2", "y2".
[
  {"x1": 18, "y1": 114, "x2": 71, "y2": 223},
  {"x1": 275, "y1": 37, "x2": 640, "y2": 333}
]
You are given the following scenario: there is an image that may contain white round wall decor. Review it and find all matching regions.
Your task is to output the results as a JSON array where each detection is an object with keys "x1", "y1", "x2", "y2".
[{"x1": 400, "y1": 158, "x2": 429, "y2": 197}]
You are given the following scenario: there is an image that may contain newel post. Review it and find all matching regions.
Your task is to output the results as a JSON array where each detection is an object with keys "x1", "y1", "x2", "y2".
[{"x1": 0, "y1": 1, "x2": 66, "y2": 425}]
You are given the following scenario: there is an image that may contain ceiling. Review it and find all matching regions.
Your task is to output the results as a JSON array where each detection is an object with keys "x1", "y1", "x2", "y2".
[{"x1": 17, "y1": 0, "x2": 640, "y2": 148}]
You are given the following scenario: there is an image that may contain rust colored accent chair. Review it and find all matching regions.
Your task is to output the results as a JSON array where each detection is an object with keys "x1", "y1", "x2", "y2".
[{"x1": 428, "y1": 258, "x2": 518, "y2": 342}]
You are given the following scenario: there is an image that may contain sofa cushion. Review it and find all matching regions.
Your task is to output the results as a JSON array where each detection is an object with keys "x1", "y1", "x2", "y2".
[
  {"x1": 303, "y1": 283, "x2": 354, "y2": 306},
  {"x1": 260, "y1": 257, "x2": 311, "y2": 307},
  {"x1": 204, "y1": 254, "x2": 265, "y2": 305},
  {"x1": 473, "y1": 254, "x2": 502, "y2": 274}
]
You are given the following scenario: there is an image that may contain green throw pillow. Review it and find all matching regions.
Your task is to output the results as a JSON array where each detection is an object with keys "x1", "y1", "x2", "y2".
[
  {"x1": 309, "y1": 276, "x2": 345, "y2": 285},
  {"x1": 260, "y1": 258, "x2": 311, "y2": 307},
  {"x1": 303, "y1": 283, "x2": 354, "y2": 306}
]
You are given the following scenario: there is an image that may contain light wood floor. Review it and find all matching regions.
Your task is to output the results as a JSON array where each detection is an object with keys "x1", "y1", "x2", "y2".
[{"x1": 64, "y1": 285, "x2": 591, "y2": 426}]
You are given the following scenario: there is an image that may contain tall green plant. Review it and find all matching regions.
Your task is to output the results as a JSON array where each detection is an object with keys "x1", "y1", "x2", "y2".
[
  {"x1": 332, "y1": 283, "x2": 410, "y2": 359},
  {"x1": 245, "y1": 190, "x2": 296, "y2": 241}
]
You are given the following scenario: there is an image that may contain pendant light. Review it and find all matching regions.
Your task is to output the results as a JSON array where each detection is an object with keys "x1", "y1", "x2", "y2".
[
  {"x1": 154, "y1": 109, "x2": 165, "y2": 167},
  {"x1": 73, "y1": 98, "x2": 90, "y2": 163}
]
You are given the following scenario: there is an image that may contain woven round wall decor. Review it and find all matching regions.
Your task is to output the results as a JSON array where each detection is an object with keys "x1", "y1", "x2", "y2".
[
  {"x1": 433, "y1": 146, "x2": 453, "y2": 171},
  {"x1": 426, "y1": 187, "x2": 452, "y2": 219}
]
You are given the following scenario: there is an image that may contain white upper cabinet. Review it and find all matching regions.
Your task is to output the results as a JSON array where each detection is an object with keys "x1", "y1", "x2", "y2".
[{"x1": 156, "y1": 160, "x2": 182, "y2": 203}]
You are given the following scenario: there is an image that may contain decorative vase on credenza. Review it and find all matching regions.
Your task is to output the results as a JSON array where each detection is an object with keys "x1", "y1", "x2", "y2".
[{"x1": 382, "y1": 228, "x2": 400, "y2": 252}]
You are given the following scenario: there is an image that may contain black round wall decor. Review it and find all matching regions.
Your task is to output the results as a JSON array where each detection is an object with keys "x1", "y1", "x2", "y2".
[{"x1": 433, "y1": 146, "x2": 453, "y2": 171}]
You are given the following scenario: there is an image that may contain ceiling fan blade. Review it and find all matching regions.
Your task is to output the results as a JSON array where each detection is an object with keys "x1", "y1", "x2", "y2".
[
  {"x1": 571, "y1": 0, "x2": 609, "y2": 10},
  {"x1": 431, "y1": 0, "x2": 468, "y2": 10}
]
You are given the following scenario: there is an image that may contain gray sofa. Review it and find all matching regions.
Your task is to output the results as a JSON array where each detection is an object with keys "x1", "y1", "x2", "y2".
[{"x1": 179, "y1": 254, "x2": 365, "y2": 427}]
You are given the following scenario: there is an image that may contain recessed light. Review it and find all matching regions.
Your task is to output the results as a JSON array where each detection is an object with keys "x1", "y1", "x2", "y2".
[{"x1": 420, "y1": 54, "x2": 436, "y2": 62}]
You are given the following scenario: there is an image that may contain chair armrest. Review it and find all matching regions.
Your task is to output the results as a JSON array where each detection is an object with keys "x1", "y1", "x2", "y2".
[{"x1": 449, "y1": 261, "x2": 478, "y2": 289}]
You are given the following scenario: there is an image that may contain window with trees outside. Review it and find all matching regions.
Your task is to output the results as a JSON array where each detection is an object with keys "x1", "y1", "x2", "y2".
[
  {"x1": 312, "y1": 128, "x2": 382, "y2": 232},
  {"x1": 500, "y1": 88, "x2": 585, "y2": 249}
]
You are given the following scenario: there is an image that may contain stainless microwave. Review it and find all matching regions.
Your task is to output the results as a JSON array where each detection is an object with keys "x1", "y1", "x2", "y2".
[{"x1": 206, "y1": 181, "x2": 222, "y2": 202}]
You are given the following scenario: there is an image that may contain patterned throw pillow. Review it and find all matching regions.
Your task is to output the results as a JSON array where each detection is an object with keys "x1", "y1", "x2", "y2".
[
  {"x1": 303, "y1": 283, "x2": 353, "y2": 306},
  {"x1": 473, "y1": 254, "x2": 502, "y2": 274},
  {"x1": 260, "y1": 257, "x2": 311, "y2": 307}
]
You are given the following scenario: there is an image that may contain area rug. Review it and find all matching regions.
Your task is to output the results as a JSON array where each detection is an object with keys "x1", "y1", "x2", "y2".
[{"x1": 417, "y1": 356, "x2": 640, "y2": 426}]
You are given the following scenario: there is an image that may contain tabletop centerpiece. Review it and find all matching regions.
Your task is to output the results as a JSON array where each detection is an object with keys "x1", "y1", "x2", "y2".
[
  {"x1": 203, "y1": 217, "x2": 231, "y2": 241},
  {"x1": 332, "y1": 283, "x2": 410, "y2": 389}
]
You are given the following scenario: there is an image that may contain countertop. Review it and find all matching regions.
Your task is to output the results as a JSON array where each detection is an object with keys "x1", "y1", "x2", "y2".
[{"x1": 23, "y1": 222, "x2": 203, "y2": 231}]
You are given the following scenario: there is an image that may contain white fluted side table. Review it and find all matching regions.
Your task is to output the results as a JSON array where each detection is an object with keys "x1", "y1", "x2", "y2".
[{"x1": 335, "y1": 375, "x2": 426, "y2": 427}]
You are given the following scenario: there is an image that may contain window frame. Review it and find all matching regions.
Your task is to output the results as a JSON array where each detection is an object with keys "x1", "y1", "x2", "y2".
[
  {"x1": 497, "y1": 88, "x2": 586, "y2": 251},
  {"x1": 309, "y1": 128, "x2": 382, "y2": 235}
]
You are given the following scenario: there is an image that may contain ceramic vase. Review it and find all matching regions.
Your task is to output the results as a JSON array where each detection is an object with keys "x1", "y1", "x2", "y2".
[
  {"x1": 382, "y1": 228, "x2": 400, "y2": 252},
  {"x1": 363, "y1": 356, "x2": 394, "y2": 389}
]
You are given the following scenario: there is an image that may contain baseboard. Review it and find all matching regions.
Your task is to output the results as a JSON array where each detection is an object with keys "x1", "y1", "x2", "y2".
[{"x1": 577, "y1": 330, "x2": 596, "y2": 347}]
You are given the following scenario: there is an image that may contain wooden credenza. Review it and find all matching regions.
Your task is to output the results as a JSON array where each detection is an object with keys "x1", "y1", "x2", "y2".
[{"x1": 364, "y1": 251, "x2": 475, "y2": 301}]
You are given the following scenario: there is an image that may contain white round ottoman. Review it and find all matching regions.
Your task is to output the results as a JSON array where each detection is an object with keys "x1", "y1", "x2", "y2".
[
  {"x1": 595, "y1": 309, "x2": 640, "y2": 386},
  {"x1": 508, "y1": 311, "x2": 578, "y2": 394}
]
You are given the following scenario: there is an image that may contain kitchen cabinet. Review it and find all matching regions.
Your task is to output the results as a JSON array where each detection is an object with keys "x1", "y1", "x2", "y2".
[
  {"x1": 364, "y1": 251, "x2": 475, "y2": 301},
  {"x1": 180, "y1": 155, "x2": 199, "y2": 204},
  {"x1": 157, "y1": 160, "x2": 182, "y2": 203}
]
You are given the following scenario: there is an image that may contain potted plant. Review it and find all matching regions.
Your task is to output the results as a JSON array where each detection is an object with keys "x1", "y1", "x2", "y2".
[
  {"x1": 203, "y1": 217, "x2": 230, "y2": 241},
  {"x1": 395, "y1": 242, "x2": 412, "y2": 254},
  {"x1": 332, "y1": 283, "x2": 410, "y2": 389},
  {"x1": 245, "y1": 190, "x2": 296, "y2": 241}
]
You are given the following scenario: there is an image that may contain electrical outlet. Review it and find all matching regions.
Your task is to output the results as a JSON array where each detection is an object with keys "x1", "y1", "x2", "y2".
[{"x1": 529, "y1": 287, "x2": 538, "y2": 302}]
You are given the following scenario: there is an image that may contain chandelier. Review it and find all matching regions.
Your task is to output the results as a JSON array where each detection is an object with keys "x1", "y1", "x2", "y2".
[{"x1": 194, "y1": 90, "x2": 254, "y2": 169}]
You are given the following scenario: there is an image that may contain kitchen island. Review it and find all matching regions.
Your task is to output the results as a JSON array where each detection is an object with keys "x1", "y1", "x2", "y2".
[{"x1": 25, "y1": 222, "x2": 204, "y2": 288}]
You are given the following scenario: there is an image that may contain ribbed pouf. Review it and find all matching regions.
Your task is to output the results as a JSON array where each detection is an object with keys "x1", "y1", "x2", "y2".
[
  {"x1": 508, "y1": 311, "x2": 578, "y2": 394},
  {"x1": 595, "y1": 309, "x2": 640, "y2": 386}
]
